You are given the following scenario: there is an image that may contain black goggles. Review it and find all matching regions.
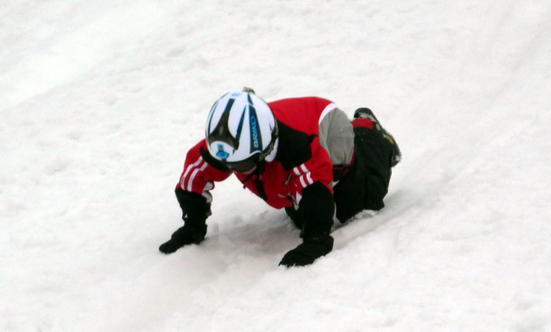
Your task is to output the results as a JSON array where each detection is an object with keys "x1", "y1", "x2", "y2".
[{"x1": 224, "y1": 155, "x2": 260, "y2": 173}]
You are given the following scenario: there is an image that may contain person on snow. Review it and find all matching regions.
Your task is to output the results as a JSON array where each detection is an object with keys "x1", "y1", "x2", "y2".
[{"x1": 159, "y1": 89, "x2": 401, "y2": 267}]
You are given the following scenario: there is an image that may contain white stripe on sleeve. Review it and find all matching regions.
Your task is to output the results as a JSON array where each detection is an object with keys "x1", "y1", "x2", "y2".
[
  {"x1": 186, "y1": 159, "x2": 207, "y2": 192},
  {"x1": 182, "y1": 157, "x2": 205, "y2": 191},
  {"x1": 306, "y1": 172, "x2": 313, "y2": 185},
  {"x1": 299, "y1": 175, "x2": 307, "y2": 188},
  {"x1": 181, "y1": 157, "x2": 204, "y2": 188}
]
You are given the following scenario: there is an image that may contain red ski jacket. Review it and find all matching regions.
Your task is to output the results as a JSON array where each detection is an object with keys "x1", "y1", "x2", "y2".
[{"x1": 177, "y1": 97, "x2": 339, "y2": 210}]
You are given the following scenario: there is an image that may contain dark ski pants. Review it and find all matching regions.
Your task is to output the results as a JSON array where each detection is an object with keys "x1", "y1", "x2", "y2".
[
  {"x1": 286, "y1": 121, "x2": 395, "y2": 227},
  {"x1": 332, "y1": 123, "x2": 394, "y2": 222}
]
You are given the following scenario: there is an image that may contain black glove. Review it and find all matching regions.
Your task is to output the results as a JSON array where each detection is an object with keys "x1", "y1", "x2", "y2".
[
  {"x1": 279, "y1": 234, "x2": 334, "y2": 267},
  {"x1": 159, "y1": 224, "x2": 207, "y2": 254},
  {"x1": 160, "y1": 189, "x2": 211, "y2": 254}
]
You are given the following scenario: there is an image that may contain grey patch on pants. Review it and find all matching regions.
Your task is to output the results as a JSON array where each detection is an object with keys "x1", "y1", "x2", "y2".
[{"x1": 318, "y1": 108, "x2": 354, "y2": 166}]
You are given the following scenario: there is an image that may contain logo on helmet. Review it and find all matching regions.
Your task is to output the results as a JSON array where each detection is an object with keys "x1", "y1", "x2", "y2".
[
  {"x1": 249, "y1": 107, "x2": 262, "y2": 153},
  {"x1": 216, "y1": 144, "x2": 230, "y2": 160},
  {"x1": 250, "y1": 116, "x2": 259, "y2": 148}
]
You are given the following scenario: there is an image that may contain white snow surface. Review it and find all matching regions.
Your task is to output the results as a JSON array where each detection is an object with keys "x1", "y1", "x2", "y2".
[{"x1": 2, "y1": 0, "x2": 551, "y2": 331}]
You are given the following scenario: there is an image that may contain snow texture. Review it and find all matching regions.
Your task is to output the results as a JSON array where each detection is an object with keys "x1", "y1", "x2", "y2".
[{"x1": 1, "y1": 0, "x2": 551, "y2": 331}]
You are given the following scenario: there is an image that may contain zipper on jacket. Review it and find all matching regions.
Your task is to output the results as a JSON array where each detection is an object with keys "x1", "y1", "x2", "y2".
[{"x1": 284, "y1": 172, "x2": 292, "y2": 185}]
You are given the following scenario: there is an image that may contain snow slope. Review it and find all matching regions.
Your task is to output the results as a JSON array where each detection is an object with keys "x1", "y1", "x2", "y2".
[{"x1": 2, "y1": 0, "x2": 551, "y2": 331}]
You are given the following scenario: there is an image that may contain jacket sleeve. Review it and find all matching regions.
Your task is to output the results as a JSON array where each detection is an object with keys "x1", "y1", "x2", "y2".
[
  {"x1": 175, "y1": 140, "x2": 232, "y2": 227},
  {"x1": 176, "y1": 140, "x2": 232, "y2": 203},
  {"x1": 290, "y1": 136, "x2": 335, "y2": 238}
]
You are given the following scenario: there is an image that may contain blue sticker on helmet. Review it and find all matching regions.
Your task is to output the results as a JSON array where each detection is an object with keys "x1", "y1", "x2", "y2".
[{"x1": 216, "y1": 144, "x2": 230, "y2": 160}]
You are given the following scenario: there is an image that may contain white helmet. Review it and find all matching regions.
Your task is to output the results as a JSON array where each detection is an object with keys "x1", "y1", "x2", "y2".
[{"x1": 206, "y1": 91, "x2": 278, "y2": 172}]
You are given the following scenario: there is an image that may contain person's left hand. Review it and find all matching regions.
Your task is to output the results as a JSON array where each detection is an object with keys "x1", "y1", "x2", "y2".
[{"x1": 279, "y1": 234, "x2": 334, "y2": 267}]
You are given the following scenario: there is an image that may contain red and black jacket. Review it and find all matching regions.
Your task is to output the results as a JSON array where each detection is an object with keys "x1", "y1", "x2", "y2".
[{"x1": 176, "y1": 97, "x2": 339, "y2": 238}]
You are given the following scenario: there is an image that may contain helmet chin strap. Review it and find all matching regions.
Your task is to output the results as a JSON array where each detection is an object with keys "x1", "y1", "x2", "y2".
[{"x1": 240, "y1": 160, "x2": 266, "y2": 189}]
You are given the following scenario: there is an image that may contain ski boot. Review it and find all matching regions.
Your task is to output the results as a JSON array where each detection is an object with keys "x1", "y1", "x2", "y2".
[{"x1": 353, "y1": 108, "x2": 402, "y2": 167}]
